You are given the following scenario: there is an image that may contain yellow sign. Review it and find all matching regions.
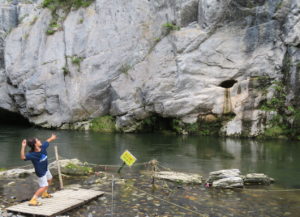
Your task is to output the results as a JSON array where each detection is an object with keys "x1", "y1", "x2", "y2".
[{"x1": 120, "y1": 150, "x2": 137, "y2": 166}]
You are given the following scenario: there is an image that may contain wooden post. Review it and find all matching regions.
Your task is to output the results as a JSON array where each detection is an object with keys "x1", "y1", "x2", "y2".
[{"x1": 54, "y1": 145, "x2": 64, "y2": 189}]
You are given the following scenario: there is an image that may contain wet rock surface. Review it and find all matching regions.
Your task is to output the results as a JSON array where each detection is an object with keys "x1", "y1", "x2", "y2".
[
  {"x1": 213, "y1": 177, "x2": 244, "y2": 189},
  {"x1": 207, "y1": 169, "x2": 275, "y2": 188},
  {"x1": 0, "y1": 163, "x2": 298, "y2": 217},
  {"x1": 243, "y1": 173, "x2": 275, "y2": 185},
  {"x1": 154, "y1": 171, "x2": 202, "y2": 184},
  {"x1": 207, "y1": 169, "x2": 241, "y2": 184}
]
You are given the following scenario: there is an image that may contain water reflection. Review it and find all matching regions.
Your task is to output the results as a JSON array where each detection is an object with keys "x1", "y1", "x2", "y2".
[{"x1": 0, "y1": 125, "x2": 299, "y2": 188}]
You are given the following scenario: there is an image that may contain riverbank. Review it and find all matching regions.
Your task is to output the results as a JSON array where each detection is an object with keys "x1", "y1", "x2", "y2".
[{"x1": 0, "y1": 160, "x2": 299, "y2": 217}]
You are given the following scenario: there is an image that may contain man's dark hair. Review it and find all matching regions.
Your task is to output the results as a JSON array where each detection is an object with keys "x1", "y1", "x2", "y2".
[{"x1": 27, "y1": 138, "x2": 36, "y2": 152}]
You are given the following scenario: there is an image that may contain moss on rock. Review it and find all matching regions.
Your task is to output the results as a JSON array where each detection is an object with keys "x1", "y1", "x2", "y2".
[
  {"x1": 90, "y1": 116, "x2": 116, "y2": 133},
  {"x1": 42, "y1": 0, "x2": 94, "y2": 11},
  {"x1": 63, "y1": 163, "x2": 93, "y2": 176},
  {"x1": 134, "y1": 113, "x2": 235, "y2": 136}
]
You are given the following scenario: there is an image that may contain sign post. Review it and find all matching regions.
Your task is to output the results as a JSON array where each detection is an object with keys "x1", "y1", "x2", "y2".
[{"x1": 118, "y1": 150, "x2": 137, "y2": 173}]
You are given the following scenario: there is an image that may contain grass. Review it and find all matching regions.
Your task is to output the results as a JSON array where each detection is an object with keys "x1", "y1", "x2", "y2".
[
  {"x1": 71, "y1": 56, "x2": 84, "y2": 66},
  {"x1": 46, "y1": 29, "x2": 56, "y2": 35},
  {"x1": 65, "y1": 163, "x2": 93, "y2": 175},
  {"x1": 62, "y1": 67, "x2": 70, "y2": 76},
  {"x1": 0, "y1": 168, "x2": 6, "y2": 172},
  {"x1": 162, "y1": 23, "x2": 180, "y2": 32},
  {"x1": 259, "y1": 81, "x2": 286, "y2": 112},
  {"x1": 119, "y1": 64, "x2": 131, "y2": 74},
  {"x1": 42, "y1": 0, "x2": 95, "y2": 11},
  {"x1": 263, "y1": 126, "x2": 285, "y2": 138},
  {"x1": 90, "y1": 116, "x2": 116, "y2": 133},
  {"x1": 46, "y1": 21, "x2": 61, "y2": 35},
  {"x1": 42, "y1": 0, "x2": 94, "y2": 36}
]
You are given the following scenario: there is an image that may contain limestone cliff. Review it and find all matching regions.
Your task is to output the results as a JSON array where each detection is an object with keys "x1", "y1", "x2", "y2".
[{"x1": 0, "y1": 0, "x2": 299, "y2": 138}]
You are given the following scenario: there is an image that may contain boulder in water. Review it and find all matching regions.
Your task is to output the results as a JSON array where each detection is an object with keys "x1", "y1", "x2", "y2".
[
  {"x1": 206, "y1": 169, "x2": 241, "y2": 184},
  {"x1": 0, "y1": 168, "x2": 34, "y2": 178},
  {"x1": 154, "y1": 171, "x2": 202, "y2": 184},
  {"x1": 212, "y1": 177, "x2": 244, "y2": 188},
  {"x1": 243, "y1": 173, "x2": 274, "y2": 185}
]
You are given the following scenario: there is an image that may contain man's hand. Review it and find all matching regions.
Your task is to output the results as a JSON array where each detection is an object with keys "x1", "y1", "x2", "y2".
[
  {"x1": 21, "y1": 139, "x2": 27, "y2": 147},
  {"x1": 50, "y1": 134, "x2": 57, "y2": 140},
  {"x1": 47, "y1": 134, "x2": 57, "y2": 142}
]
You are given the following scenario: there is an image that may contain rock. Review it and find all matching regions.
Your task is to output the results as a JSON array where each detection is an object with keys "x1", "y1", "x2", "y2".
[
  {"x1": 0, "y1": 0, "x2": 298, "y2": 139},
  {"x1": 198, "y1": 0, "x2": 227, "y2": 30},
  {"x1": 154, "y1": 171, "x2": 202, "y2": 184},
  {"x1": 206, "y1": 169, "x2": 241, "y2": 184},
  {"x1": 212, "y1": 177, "x2": 244, "y2": 188},
  {"x1": 0, "y1": 168, "x2": 34, "y2": 178},
  {"x1": 6, "y1": 181, "x2": 16, "y2": 186},
  {"x1": 0, "y1": 159, "x2": 85, "y2": 178},
  {"x1": 49, "y1": 158, "x2": 94, "y2": 176},
  {"x1": 48, "y1": 158, "x2": 82, "y2": 170},
  {"x1": 243, "y1": 173, "x2": 274, "y2": 185}
]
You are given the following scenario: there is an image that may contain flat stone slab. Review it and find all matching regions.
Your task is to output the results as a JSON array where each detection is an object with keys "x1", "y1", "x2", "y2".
[
  {"x1": 154, "y1": 171, "x2": 202, "y2": 184},
  {"x1": 6, "y1": 188, "x2": 104, "y2": 217},
  {"x1": 213, "y1": 177, "x2": 244, "y2": 188},
  {"x1": 206, "y1": 169, "x2": 241, "y2": 183},
  {"x1": 243, "y1": 173, "x2": 274, "y2": 185}
]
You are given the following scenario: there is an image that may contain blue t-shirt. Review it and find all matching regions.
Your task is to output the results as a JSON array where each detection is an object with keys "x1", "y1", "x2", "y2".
[{"x1": 25, "y1": 141, "x2": 49, "y2": 177}]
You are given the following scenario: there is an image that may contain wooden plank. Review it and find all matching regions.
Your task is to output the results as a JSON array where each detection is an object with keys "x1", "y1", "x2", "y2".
[{"x1": 6, "y1": 188, "x2": 104, "y2": 217}]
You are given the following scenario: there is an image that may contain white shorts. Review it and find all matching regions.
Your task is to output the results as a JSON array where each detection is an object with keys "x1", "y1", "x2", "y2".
[{"x1": 37, "y1": 170, "x2": 53, "y2": 187}]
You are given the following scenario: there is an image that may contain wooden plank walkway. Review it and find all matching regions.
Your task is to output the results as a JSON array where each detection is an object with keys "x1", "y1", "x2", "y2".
[{"x1": 6, "y1": 188, "x2": 104, "y2": 216}]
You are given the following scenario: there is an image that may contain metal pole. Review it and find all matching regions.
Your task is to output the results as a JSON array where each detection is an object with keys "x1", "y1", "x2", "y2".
[
  {"x1": 54, "y1": 145, "x2": 64, "y2": 189},
  {"x1": 111, "y1": 175, "x2": 114, "y2": 217}
]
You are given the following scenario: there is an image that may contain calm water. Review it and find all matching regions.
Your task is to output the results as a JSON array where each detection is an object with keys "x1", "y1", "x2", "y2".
[{"x1": 0, "y1": 124, "x2": 300, "y2": 189}]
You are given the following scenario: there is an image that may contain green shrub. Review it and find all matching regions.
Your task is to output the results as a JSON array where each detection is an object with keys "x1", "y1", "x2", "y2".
[
  {"x1": 264, "y1": 126, "x2": 285, "y2": 138},
  {"x1": 71, "y1": 56, "x2": 84, "y2": 66},
  {"x1": 162, "y1": 22, "x2": 180, "y2": 32},
  {"x1": 259, "y1": 81, "x2": 286, "y2": 112},
  {"x1": 65, "y1": 163, "x2": 93, "y2": 175},
  {"x1": 46, "y1": 29, "x2": 56, "y2": 35},
  {"x1": 119, "y1": 64, "x2": 131, "y2": 74},
  {"x1": 90, "y1": 116, "x2": 116, "y2": 133},
  {"x1": 62, "y1": 67, "x2": 70, "y2": 76},
  {"x1": 42, "y1": 0, "x2": 95, "y2": 36},
  {"x1": 42, "y1": 0, "x2": 95, "y2": 11}
]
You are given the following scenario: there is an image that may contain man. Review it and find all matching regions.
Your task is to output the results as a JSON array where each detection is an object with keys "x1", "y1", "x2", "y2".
[{"x1": 20, "y1": 134, "x2": 57, "y2": 206}]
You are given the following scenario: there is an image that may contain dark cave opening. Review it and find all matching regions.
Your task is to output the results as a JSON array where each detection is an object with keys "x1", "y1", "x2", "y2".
[
  {"x1": 219, "y1": 80, "x2": 237, "y2": 88},
  {"x1": 0, "y1": 108, "x2": 31, "y2": 126},
  {"x1": 139, "y1": 115, "x2": 175, "y2": 132}
]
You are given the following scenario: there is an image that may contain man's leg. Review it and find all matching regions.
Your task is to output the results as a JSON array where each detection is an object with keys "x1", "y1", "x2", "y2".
[
  {"x1": 42, "y1": 170, "x2": 53, "y2": 198},
  {"x1": 29, "y1": 175, "x2": 48, "y2": 206}
]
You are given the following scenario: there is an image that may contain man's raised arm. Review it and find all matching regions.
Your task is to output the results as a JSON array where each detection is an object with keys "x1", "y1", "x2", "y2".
[
  {"x1": 47, "y1": 134, "x2": 57, "y2": 143},
  {"x1": 20, "y1": 139, "x2": 27, "y2": 160}
]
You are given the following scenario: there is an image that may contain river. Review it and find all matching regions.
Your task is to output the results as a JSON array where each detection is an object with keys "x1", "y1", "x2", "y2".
[
  {"x1": 1, "y1": 124, "x2": 299, "y2": 188},
  {"x1": 0, "y1": 124, "x2": 300, "y2": 216}
]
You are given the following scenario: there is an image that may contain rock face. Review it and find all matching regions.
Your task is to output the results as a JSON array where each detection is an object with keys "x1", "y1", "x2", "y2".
[{"x1": 0, "y1": 0, "x2": 299, "y2": 137}]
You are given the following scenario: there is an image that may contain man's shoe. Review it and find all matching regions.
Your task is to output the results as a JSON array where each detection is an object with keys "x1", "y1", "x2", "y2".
[
  {"x1": 41, "y1": 191, "x2": 53, "y2": 199},
  {"x1": 28, "y1": 198, "x2": 42, "y2": 206}
]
